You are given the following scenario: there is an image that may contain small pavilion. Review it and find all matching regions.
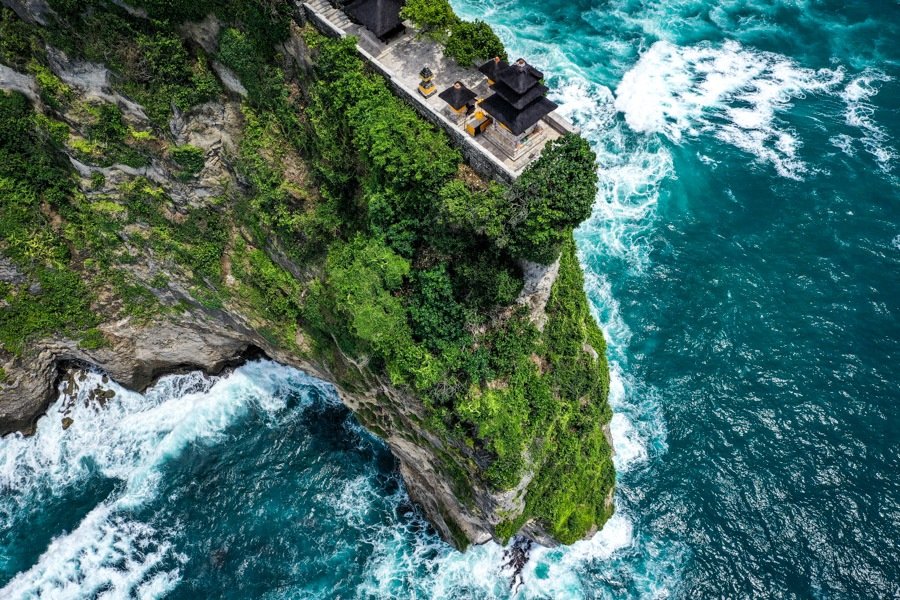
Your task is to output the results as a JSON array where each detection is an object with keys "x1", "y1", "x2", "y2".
[
  {"x1": 477, "y1": 56, "x2": 509, "y2": 85},
  {"x1": 438, "y1": 81, "x2": 476, "y2": 122}
]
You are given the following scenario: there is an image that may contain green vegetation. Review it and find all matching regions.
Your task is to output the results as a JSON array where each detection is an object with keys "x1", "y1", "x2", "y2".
[
  {"x1": 170, "y1": 144, "x2": 205, "y2": 178},
  {"x1": 296, "y1": 32, "x2": 612, "y2": 541},
  {"x1": 524, "y1": 238, "x2": 614, "y2": 542},
  {"x1": 401, "y1": 0, "x2": 507, "y2": 66},
  {"x1": 444, "y1": 20, "x2": 507, "y2": 67},
  {"x1": 508, "y1": 135, "x2": 599, "y2": 263},
  {"x1": 0, "y1": 8, "x2": 37, "y2": 69},
  {"x1": 400, "y1": 0, "x2": 458, "y2": 40},
  {"x1": 0, "y1": 2, "x2": 613, "y2": 545},
  {"x1": 0, "y1": 91, "x2": 98, "y2": 354}
]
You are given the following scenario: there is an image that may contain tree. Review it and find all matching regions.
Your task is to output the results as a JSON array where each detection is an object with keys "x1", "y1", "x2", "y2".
[
  {"x1": 444, "y1": 20, "x2": 507, "y2": 67},
  {"x1": 507, "y1": 134, "x2": 598, "y2": 264},
  {"x1": 400, "y1": 0, "x2": 458, "y2": 41}
]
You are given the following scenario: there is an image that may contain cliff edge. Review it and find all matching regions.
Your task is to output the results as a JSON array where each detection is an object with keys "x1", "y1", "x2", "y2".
[{"x1": 0, "y1": 0, "x2": 614, "y2": 548}]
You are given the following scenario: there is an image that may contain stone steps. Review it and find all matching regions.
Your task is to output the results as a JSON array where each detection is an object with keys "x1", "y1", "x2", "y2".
[{"x1": 305, "y1": 0, "x2": 352, "y2": 31}]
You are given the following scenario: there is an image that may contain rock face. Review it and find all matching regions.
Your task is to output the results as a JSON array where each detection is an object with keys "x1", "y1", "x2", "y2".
[
  {"x1": 0, "y1": 9, "x2": 609, "y2": 550},
  {"x1": 0, "y1": 314, "x2": 253, "y2": 435},
  {"x1": 0, "y1": 304, "x2": 524, "y2": 548}
]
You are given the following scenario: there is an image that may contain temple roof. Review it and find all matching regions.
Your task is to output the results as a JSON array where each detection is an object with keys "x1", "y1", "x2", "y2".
[
  {"x1": 438, "y1": 82, "x2": 476, "y2": 110},
  {"x1": 481, "y1": 94, "x2": 557, "y2": 135},
  {"x1": 490, "y1": 80, "x2": 549, "y2": 110},
  {"x1": 495, "y1": 58, "x2": 544, "y2": 95},
  {"x1": 478, "y1": 57, "x2": 509, "y2": 81},
  {"x1": 345, "y1": 0, "x2": 404, "y2": 39}
]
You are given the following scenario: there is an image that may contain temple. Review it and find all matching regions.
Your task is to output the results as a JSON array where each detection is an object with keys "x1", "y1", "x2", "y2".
[
  {"x1": 344, "y1": 0, "x2": 404, "y2": 41},
  {"x1": 301, "y1": 0, "x2": 579, "y2": 179},
  {"x1": 478, "y1": 58, "x2": 558, "y2": 160},
  {"x1": 438, "y1": 81, "x2": 476, "y2": 121}
]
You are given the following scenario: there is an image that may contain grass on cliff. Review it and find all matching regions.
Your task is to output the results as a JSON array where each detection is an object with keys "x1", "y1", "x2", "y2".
[
  {"x1": 293, "y1": 32, "x2": 613, "y2": 542},
  {"x1": 0, "y1": 2, "x2": 614, "y2": 544},
  {"x1": 0, "y1": 91, "x2": 98, "y2": 354}
]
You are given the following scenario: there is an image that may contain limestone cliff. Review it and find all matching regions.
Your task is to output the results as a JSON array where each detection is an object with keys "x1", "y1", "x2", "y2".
[{"x1": 0, "y1": 0, "x2": 614, "y2": 549}]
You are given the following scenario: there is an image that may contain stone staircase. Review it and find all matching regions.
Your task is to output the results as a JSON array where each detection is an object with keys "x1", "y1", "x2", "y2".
[{"x1": 306, "y1": 0, "x2": 353, "y2": 30}]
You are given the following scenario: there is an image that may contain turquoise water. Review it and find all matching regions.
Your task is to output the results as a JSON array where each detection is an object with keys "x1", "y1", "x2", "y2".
[{"x1": 3, "y1": 1, "x2": 899, "y2": 597}]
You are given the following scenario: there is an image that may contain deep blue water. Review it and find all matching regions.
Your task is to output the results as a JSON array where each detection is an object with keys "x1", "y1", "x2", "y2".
[{"x1": 2, "y1": 1, "x2": 899, "y2": 597}]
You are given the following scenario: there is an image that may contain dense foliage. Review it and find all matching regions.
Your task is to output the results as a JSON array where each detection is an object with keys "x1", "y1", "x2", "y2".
[
  {"x1": 0, "y1": 91, "x2": 98, "y2": 353},
  {"x1": 296, "y1": 33, "x2": 612, "y2": 542},
  {"x1": 444, "y1": 20, "x2": 507, "y2": 67},
  {"x1": 401, "y1": 0, "x2": 507, "y2": 66},
  {"x1": 0, "y1": 1, "x2": 612, "y2": 545},
  {"x1": 508, "y1": 134, "x2": 599, "y2": 263},
  {"x1": 399, "y1": 0, "x2": 458, "y2": 40}
]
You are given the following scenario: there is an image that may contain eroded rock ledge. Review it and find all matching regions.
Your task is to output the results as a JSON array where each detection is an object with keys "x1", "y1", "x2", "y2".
[
  {"x1": 0, "y1": 310, "x2": 497, "y2": 546},
  {"x1": 0, "y1": 2, "x2": 614, "y2": 549}
]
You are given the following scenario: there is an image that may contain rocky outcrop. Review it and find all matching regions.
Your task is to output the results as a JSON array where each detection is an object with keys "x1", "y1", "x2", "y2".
[
  {"x1": 517, "y1": 257, "x2": 561, "y2": 331},
  {"x1": 46, "y1": 47, "x2": 150, "y2": 121},
  {"x1": 0, "y1": 63, "x2": 39, "y2": 102},
  {"x1": 0, "y1": 307, "x2": 504, "y2": 549},
  {"x1": 1, "y1": 0, "x2": 53, "y2": 25},
  {"x1": 0, "y1": 313, "x2": 252, "y2": 435},
  {"x1": 0, "y1": 8, "x2": 609, "y2": 551},
  {"x1": 0, "y1": 53, "x2": 540, "y2": 554}
]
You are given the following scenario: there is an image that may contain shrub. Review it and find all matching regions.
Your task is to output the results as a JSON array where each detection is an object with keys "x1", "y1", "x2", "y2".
[
  {"x1": 322, "y1": 235, "x2": 412, "y2": 354},
  {"x1": 170, "y1": 144, "x2": 205, "y2": 177},
  {"x1": 87, "y1": 103, "x2": 127, "y2": 145},
  {"x1": 507, "y1": 134, "x2": 598, "y2": 263},
  {"x1": 437, "y1": 178, "x2": 508, "y2": 243},
  {"x1": 136, "y1": 31, "x2": 190, "y2": 84},
  {"x1": 407, "y1": 265, "x2": 469, "y2": 351},
  {"x1": 30, "y1": 62, "x2": 73, "y2": 109},
  {"x1": 0, "y1": 8, "x2": 35, "y2": 69},
  {"x1": 349, "y1": 91, "x2": 461, "y2": 191},
  {"x1": 444, "y1": 20, "x2": 506, "y2": 67},
  {"x1": 400, "y1": 0, "x2": 458, "y2": 40},
  {"x1": 0, "y1": 268, "x2": 98, "y2": 355},
  {"x1": 217, "y1": 27, "x2": 287, "y2": 108}
]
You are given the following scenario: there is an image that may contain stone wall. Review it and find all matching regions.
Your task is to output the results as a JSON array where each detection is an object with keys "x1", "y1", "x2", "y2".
[
  {"x1": 298, "y1": 2, "x2": 582, "y2": 183},
  {"x1": 299, "y1": 2, "x2": 518, "y2": 183}
]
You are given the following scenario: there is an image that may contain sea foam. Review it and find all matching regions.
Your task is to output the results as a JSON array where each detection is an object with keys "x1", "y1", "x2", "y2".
[
  {"x1": 614, "y1": 39, "x2": 845, "y2": 179},
  {"x1": 0, "y1": 361, "x2": 331, "y2": 599}
]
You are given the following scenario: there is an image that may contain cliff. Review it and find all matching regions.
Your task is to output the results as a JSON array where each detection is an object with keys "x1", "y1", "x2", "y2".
[{"x1": 0, "y1": 0, "x2": 614, "y2": 548}]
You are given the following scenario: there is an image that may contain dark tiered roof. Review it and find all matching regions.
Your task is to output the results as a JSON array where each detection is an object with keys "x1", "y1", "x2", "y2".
[
  {"x1": 479, "y1": 57, "x2": 555, "y2": 135},
  {"x1": 478, "y1": 57, "x2": 509, "y2": 81},
  {"x1": 345, "y1": 0, "x2": 404, "y2": 40},
  {"x1": 495, "y1": 58, "x2": 544, "y2": 94},
  {"x1": 438, "y1": 82, "x2": 476, "y2": 111},
  {"x1": 481, "y1": 94, "x2": 557, "y2": 136},
  {"x1": 491, "y1": 80, "x2": 549, "y2": 110}
]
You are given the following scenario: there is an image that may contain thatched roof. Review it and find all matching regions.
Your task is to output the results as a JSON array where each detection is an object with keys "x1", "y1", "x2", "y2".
[
  {"x1": 438, "y1": 82, "x2": 476, "y2": 110},
  {"x1": 495, "y1": 58, "x2": 544, "y2": 95},
  {"x1": 345, "y1": 0, "x2": 404, "y2": 39},
  {"x1": 481, "y1": 94, "x2": 557, "y2": 135},
  {"x1": 490, "y1": 80, "x2": 549, "y2": 110},
  {"x1": 478, "y1": 57, "x2": 509, "y2": 81}
]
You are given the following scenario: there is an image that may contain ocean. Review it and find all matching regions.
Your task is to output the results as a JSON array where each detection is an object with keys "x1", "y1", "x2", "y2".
[{"x1": 2, "y1": 0, "x2": 898, "y2": 597}]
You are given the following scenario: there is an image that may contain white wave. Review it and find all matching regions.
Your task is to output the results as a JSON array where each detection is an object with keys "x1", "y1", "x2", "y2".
[
  {"x1": 614, "y1": 39, "x2": 844, "y2": 179},
  {"x1": 326, "y1": 474, "x2": 380, "y2": 528},
  {"x1": 840, "y1": 70, "x2": 896, "y2": 172},
  {"x1": 610, "y1": 412, "x2": 648, "y2": 472},
  {"x1": 829, "y1": 133, "x2": 856, "y2": 156},
  {"x1": 523, "y1": 512, "x2": 634, "y2": 598},
  {"x1": 2, "y1": 504, "x2": 180, "y2": 600},
  {"x1": 0, "y1": 360, "x2": 330, "y2": 599}
]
